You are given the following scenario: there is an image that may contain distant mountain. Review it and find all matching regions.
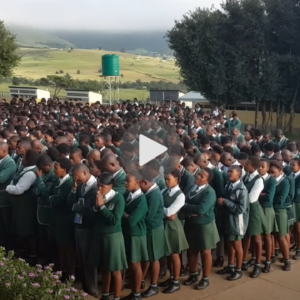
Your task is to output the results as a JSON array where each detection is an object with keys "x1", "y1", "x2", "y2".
[{"x1": 8, "y1": 25, "x2": 74, "y2": 48}]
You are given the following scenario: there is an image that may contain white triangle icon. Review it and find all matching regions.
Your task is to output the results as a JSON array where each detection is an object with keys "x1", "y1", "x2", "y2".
[{"x1": 139, "y1": 134, "x2": 168, "y2": 166}]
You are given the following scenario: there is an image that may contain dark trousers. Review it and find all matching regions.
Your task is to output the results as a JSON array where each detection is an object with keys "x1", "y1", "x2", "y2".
[
  {"x1": 38, "y1": 224, "x2": 52, "y2": 265},
  {"x1": 75, "y1": 227, "x2": 98, "y2": 297},
  {"x1": 58, "y1": 242, "x2": 76, "y2": 276},
  {"x1": 0, "y1": 207, "x2": 12, "y2": 250}
]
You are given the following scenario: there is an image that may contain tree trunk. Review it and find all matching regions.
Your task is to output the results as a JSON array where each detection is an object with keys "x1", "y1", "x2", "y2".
[
  {"x1": 261, "y1": 101, "x2": 266, "y2": 131},
  {"x1": 288, "y1": 82, "x2": 299, "y2": 134},
  {"x1": 276, "y1": 100, "x2": 281, "y2": 128},
  {"x1": 255, "y1": 101, "x2": 259, "y2": 128}
]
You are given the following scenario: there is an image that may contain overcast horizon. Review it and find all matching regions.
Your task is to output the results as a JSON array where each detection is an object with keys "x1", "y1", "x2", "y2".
[{"x1": 2, "y1": 0, "x2": 221, "y2": 31}]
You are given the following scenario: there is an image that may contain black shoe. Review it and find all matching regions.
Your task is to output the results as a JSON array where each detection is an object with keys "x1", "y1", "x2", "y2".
[
  {"x1": 262, "y1": 263, "x2": 271, "y2": 273},
  {"x1": 100, "y1": 295, "x2": 110, "y2": 300},
  {"x1": 141, "y1": 286, "x2": 159, "y2": 298},
  {"x1": 275, "y1": 248, "x2": 280, "y2": 256},
  {"x1": 250, "y1": 266, "x2": 261, "y2": 278},
  {"x1": 158, "y1": 278, "x2": 172, "y2": 288},
  {"x1": 180, "y1": 266, "x2": 186, "y2": 277},
  {"x1": 290, "y1": 244, "x2": 297, "y2": 252},
  {"x1": 271, "y1": 256, "x2": 276, "y2": 264},
  {"x1": 213, "y1": 256, "x2": 224, "y2": 268},
  {"x1": 227, "y1": 270, "x2": 242, "y2": 281},
  {"x1": 283, "y1": 260, "x2": 291, "y2": 271},
  {"x1": 194, "y1": 278, "x2": 209, "y2": 290},
  {"x1": 158, "y1": 270, "x2": 166, "y2": 279},
  {"x1": 122, "y1": 293, "x2": 142, "y2": 300},
  {"x1": 293, "y1": 250, "x2": 300, "y2": 260},
  {"x1": 183, "y1": 274, "x2": 198, "y2": 286},
  {"x1": 217, "y1": 266, "x2": 234, "y2": 275},
  {"x1": 241, "y1": 262, "x2": 248, "y2": 271},
  {"x1": 125, "y1": 282, "x2": 145, "y2": 290},
  {"x1": 247, "y1": 258, "x2": 256, "y2": 267},
  {"x1": 162, "y1": 282, "x2": 180, "y2": 294}
]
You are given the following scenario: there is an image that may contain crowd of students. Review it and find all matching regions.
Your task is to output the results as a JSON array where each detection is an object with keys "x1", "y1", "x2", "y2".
[{"x1": 0, "y1": 97, "x2": 299, "y2": 300}]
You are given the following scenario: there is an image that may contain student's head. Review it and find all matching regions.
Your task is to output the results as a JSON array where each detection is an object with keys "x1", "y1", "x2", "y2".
[
  {"x1": 87, "y1": 149, "x2": 101, "y2": 167},
  {"x1": 8, "y1": 135, "x2": 20, "y2": 150},
  {"x1": 258, "y1": 159, "x2": 270, "y2": 176},
  {"x1": 31, "y1": 140, "x2": 45, "y2": 154},
  {"x1": 22, "y1": 149, "x2": 39, "y2": 167},
  {"x1": 100, "y1": 154, "x2": 121, "y2": 173},
  {"x1": 227, "y1": 165, "x2": 242, "y2": 182},
  {"x1": 72, "y1": 163, "x2": 91, "y2": 184},
  {"x1": 237, "y1": 152, "x2": 249, "y2": 167},
  {"x1": 251, "y1": 144, "x2": 261, "y2": 157},
  {"x1": 17, "y1": 125, "x2": 28, "y2": 138},
  {"x1": 263, "y1": 143, "x2": 275, "y2": 157},
  {"x1": 16, "y1": 140, "x2": 31, "y2": 157},
  {"x1": 139, "y1": 168, "x2": 155, "y2": 193},
  {"x1": 125, "y1": 171, "x2": 141, "y2": 192},
  {"x1": 144, "y1": 160, "x2": 160, "y2": 177},
  {"x1": 36, "y1": 154, "x2": 53, "y2": 173},
  {"x1": 46, "y1": 147, "x2": 60, "y2": 162},
  {"x1": 56, "y1": 143, "x2": 70, "y2": 158},
  {"x1": 0, "y1": 142, "x2": 9, "y2": 159},
  {"x1": 287, "y1": 142, "x2": 298, "y2": 154},
  {"x1": 79, "y1": 134, "x2": 91, "y2": 146},
  {"x1": 195, "y1": 168, "x2": 213, "y2": 186},
  {"x1": 244, "y1": 156, "x2": 260, "y2": 173},
  {"x1": 244, "y1": 130, "x2": 255, "y2": 142},
  {"x1": 94, "y1": 135, "x2": 105, "y2": 149},
  {"x1": 274, "y1": 129, "x2": 283, "y2": 140},
  {"x1": 97, "y1": 172, "x2": 114, "y2": 195},
  {"x1": 221, "y1": 136, "x2": 232, "y2": 147},
  {"x1": 54, "y1": 158, "x2": 72, "y2": 178},
  {"x1": 123, "y1": 158, "x2": 138, "y2": 174},
  {"x1": 112, "y1": 133, "x2": 122, "y2": 147},
  {"x1": 281, "y1": 149, "x2": 293, "y2": 163},
  {"x1": 290, "y1": 158, "x2": 300, "y2": 174},
  {"x1": 164, "y1": 168, "x2": 181, "y2": 189},
  {"x1": 89, "y1": 160, "x2": 102, "y2": 177},
  {"x1": 231, "y1": 127, "x2": 240, "y2": 137},
  {"x1": 269, "y1": 160, "x2": 283, "y2": 178},
  {"x1": 181, "y1": 157, "x2": 197, "y2": 174},
  {"x1": 70, "y1": 148, "x2": 83, "y2": 165},
  {"x1": 263, "y1": 132, "x2": 271, "y2": 142},
  {"x1": 120, "y1": 142, "x2": 135, "y2": 159},
  {"x1": 194, "y1": 153, "x2": 208, "y2": 169},
  {"x1": 220, "y1": 152, "x2": 234, "y2": 167},
  {"x1": 44, "y1": 129, "x2": 57, "y2": 144}
]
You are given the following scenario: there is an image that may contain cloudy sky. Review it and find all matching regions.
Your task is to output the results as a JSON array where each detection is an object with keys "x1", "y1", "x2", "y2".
[{"x1": 2, "y1": 0, "x2": 221, "y2": 31}]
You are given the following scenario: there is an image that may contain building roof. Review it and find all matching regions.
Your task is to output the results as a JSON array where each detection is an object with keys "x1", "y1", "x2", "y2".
[
  {"x1": 149, "y1": 90, "x2": 184, "y2": 93},
  {"x1": 179, "y1": 91, "x2": 208, "y2": 102},
  {"x1": 9, "y1": 86, "x2": 39, "y2": 90}
]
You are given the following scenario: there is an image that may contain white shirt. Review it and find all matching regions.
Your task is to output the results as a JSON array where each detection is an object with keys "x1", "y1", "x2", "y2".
[
  {"x1": 84, "y1": 175, "x2": 97, "y2": 194},
  {"x1": 162, "y1": 185, "x2": 185, "y2": 217},
  {"x1": 6, "y1": 166, "x2": 36, "y2": 195},
  {"x1": 232, "y1": 160, "x2": 246, "y2": 177},
  {"x1": 129, "y1": 188, "x2": 143, "y2": 201},
  {"x1": 191, "y1": 184, "x2": 207, "y2": 193},
  {"x1": 58, "y1": 174, "x2": 70, "y2": 187},
  {"x1": 99, "y1": 146, "x2": 106, "y2": 152},
  {"x1": 292, "y1": 171, "x2": 300, "y2": 179},
  {"x1": 245, "y1": 171, "x2": 264, "y2": 204},
  {"x1": 104, "y1": 189, "x2": 117, "y2": 202},
  {"x1": 262, "y1": 173, "x2": 270, "y2": 180},
  {"x1": 276, "y1": 174, "x2": 284, "y2": 183},
  {"x1": 207, "y1": 162, "x2": 214, "y2": 169},
  {"x1": 145, "y1": 183, "x2": 158, "y2": 195},
  {"x1": 230, "y1": 179, "x2": 241, "y2": 190}
]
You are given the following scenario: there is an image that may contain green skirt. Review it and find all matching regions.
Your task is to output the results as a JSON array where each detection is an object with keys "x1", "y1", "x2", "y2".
[
  {"x1": 274, "y1": 209, "x2": 288, "y2": 237},
  {"x1": 164, "y1": 217, "x2": 189, "y2": 256},
  {"x1": 123, "y1": 234, "x2": 149, "y2": 264},
  {"x1": 184, "y1": 221, "x2": 220, "y2": 251},
  {"x1": 147, "y1": 226, "x2": 165, "y2": 262},
  {"x1": 294, "y1": 203, "x2": 300, "y2": 222},
  {"x1": 226, "y1": 234, "x2": 243, "y2": 241},
  {"x1": 287, "y1": 206, "x2": 295, "y2": 227},
  {"x1": 246, "y1": 202, "x2": 268, "y2": 236},
  {"x1": 262, "y1": 207, "x2": 278, "y2": 234},
  {"x1": 89, "y1": 231, "x2": 128, "y2": 272}
]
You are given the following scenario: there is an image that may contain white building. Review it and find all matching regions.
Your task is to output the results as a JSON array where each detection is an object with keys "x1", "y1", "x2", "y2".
[
  {"x1": 9, "y1": 86, "x2": 50, "y2": 100},
  {"x1": 65, "y1": 89, "x2": 102, "y2": 104},
  {"x1": 178, "y1": 91, "x2": 209, "y2": 108}
]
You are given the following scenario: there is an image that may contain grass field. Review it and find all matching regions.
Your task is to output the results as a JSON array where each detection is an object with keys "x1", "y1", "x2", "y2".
[{"x1": 14, "y1": 48, "x2": 179, "y2": 83}]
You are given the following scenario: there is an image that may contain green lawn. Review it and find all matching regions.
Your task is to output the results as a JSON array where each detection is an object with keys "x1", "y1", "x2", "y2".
[{"x1": 14, "y1": 48, "x2": 179, "y2": 83}]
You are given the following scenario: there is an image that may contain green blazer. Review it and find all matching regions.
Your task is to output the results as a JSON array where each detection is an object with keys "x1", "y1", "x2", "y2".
[
  {"x1": 180, "y1": 168, "x2": 195, "y2": 191},
  {"x1": 0, "y1": 155, "x2": 17, "y2": 190},
  {"x1": 293, "y1": 174, "x2": 300, "y2": 203},
  {"x1": 273, "y1": 177, "x2": 289, "y2": 210},
  {"x1": 211, "y1": 167, "x2": 225, "y2": 198},
  {"x1": 259, "y1": 175, "x2": 276, "y2": 208},
  {"x1": 113, "y1": 168, "x2": 126, "y2": 195}
]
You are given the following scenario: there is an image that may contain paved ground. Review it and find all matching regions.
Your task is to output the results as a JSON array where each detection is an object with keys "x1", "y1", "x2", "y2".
[{"x1": 87, "y1": 259, "x2": 300, "y2": 300}]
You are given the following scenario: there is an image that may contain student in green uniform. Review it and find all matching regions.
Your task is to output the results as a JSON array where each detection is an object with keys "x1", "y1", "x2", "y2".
[
  {"x1": 122, "y1": 172, "x2": 148, "y2": 300},
  {"x1": 100, "y1": 154, "x2": 126, "y2": 195},
  {"x1": 112, "y1": 133, "x2": 122, "y2": 157},
  {"x1": 139, "y1": 169, "x2": 165, "y2": 298},
  {"x1": 241, "y1": 156, "x2": 267, "y2": 278},
  {"x1": 158, "y1": 169, "x2": 189, "y2": 294},
  {"x1": 8, "y1": 135, "x2": 20, "y2": 160},
  {"x1": 68, "y1": 164, "x2": 99, "y2": 298},
  {"x1": 144, "y1": 160, "x2": 167, "y2": 191},
  {"x1": 282, "y1": 150, "x2": 293, "y2": 176},
  {"x1": 69, "y1": 148, "x2": 84, "y2": 166},
  {"x1": 48, "y1": 158, "x2": 76, "y2": 280},
  {"x1": 94, "y1": 135, "x2": 106, "y2": 152},
  {"x1": 182, "y1": 168, "x2": 219, "y2": 290},
  {"x1": 217, "y1": 166, "x2": 249, "y2": 281},
  {"x1": 269, "y1": 160, "x2": 291, "y2": 271},
  {"x1": 258, "y1": 159, "x2": 277, "y2": 272},
  {"x1": 34, "y1": 154, "x2": 56, "y2": 265},
  {"x1": 290, "y1": 158, "x2": 300, "y2": 259},
  {"x1": 15, "y1": 140, "x2": 32, "y2": 172},
  {"x1": 272, "y1": 129, "x2": 288, "y2": 150}
]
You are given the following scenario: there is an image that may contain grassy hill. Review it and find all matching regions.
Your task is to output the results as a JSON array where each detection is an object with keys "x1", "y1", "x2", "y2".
[{"x1": 14, "y1": 48, "x2": 180, "y2": 82}]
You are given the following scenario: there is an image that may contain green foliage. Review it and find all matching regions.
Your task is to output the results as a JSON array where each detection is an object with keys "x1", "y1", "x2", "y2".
[
  {"x1": 46, "y1": 75, "x2": 72, "y2": 97},
  {"x1": 0, "y1": 21, "x2": 21, "y2": 80},
  {"x1": 0, "y1": 248, "x2": 87, "y2": 300}
]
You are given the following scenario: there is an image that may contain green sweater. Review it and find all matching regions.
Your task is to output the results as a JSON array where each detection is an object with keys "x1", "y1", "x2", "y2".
[
  {"x1": 113, "y1": 168, "x2": 126, "y2": 195},
  {"x1": 122, "y1": 193, "x2": 148, "y2": 236},
  {"x1": 285, "y1": 175, "x2": 295, "y2": 207},
  {"x1": 144, "y1": 186, "x2": 164, "y2": 230},
  {"x1": 92, "y1": 192, "x2": 125, "y2": 234},
  {"x1": 259, "y1": 175, "x2": 276, "y2": 208},
  {"x1": 154, "y1": 173, "x2": 167, "y2": 190},
  {"x1": 273, "y1": 177, "x2": 290, "y2": 210},
  {"x1": 182, "y1": 184, "x2": 216, "y2": 225},
  {"x1": 211, "y1": 167, "x2": 224, "y2": 198},
  {"x1": 180, "y1": 167, "x2": 195, "y2": 191},
  {"x1": 0, "y1": 155, "x2": 17, "y2": 190},
  {"x1": 293, "y1": 174, "x2": 300, "y2": 203}
]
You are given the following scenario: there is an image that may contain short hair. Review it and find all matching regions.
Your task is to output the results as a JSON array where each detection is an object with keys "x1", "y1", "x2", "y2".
[
  {"x1": 56, "y1": 157, "x2": 72, "y2": 173},
  {"x1": 202, "y1": 167, "x2": 214, "y2": 182},
  {"x1": 200, "y1": 136, "x2": 210, "y2": 145},
  {"x1": 239, "y1": 146, "x2": 251, "y2": 156},
  {"x1": 144, "y1": 160, "x2": 160, "y2": 172},
  {"x1": 25, "y1": 149, "x2": 40, "y2": 166},
  {"x1": 251, "y1": 144, "x2": 261, "y2": 155},
  {"x1": 223, "y1": 146, "x2": 234, "y2": 155},
  {"x1": 78, "y1": 145, "x2": 89, "y2": 158},
  {"x1": 46, "y1": 147, "x2": 59, "y2": 162},
  {"x1": 248, "y1": 156, "x2": 260, "y2": 169},
  {"x1": 264, "y1": 143, "x2": 275, "y2": 152},
  {"x1": 292, "y1": 158, "x2": 300, "y2": 166},
  {"x1": 260, "y1": 158, "x2": 270, "y2": 167},
  {"x1": 221, "y1": 136, "x2": 232, "y2": 145},
  {"x1": 165, "y1": 168, "x2": 181, "y2": 184},
  {"x1": 212, "y1": 145, "x2": 224, "y2": 155},
  {"x1": 270, "y1": 160, "x2": 283, "y2": 170},
  {"x1": 169, "y1": 145, "x2": 186, "y2": 157},
  {"x1": 120, "y1": 142, "x2": 134, "y2": 152},
  {"x1": 181, "y1": 157, "x2": 195, "y2": 169},
  {"x1": 70, "y1": 147, "x2": 82, "y2": 156},
  {"x1": 139, "y1": 168, "x2": 154, "y2": 182},
  {"x1": 36, "y1": 154, "x2": 52, "y2": 168},
  {"x1": 56, "y1": 143, "x2": 70, "y2": 155},
  {"x1": 112, "y1": 133, "x2": 122, "y2": 142},
  {"x1": 97, "y1": 172, "x2": 115, "y2": 185},
  {"x1": 237, "y1": 152, "x2": 249, "y2": 160},
  {"x1": 79, "y1": 134, "x2": 91, "y2": 144},
  {"x1": 72, "y1": 163, "x2": 90, "y2": 174},
  {"x1": 229, "y1": 165, "x2": 242, "y2": 176}
]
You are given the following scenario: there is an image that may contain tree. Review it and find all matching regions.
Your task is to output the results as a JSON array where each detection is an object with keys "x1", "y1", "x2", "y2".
[
  {"x1": 120, "y1": 48, "x2": 126, "y2": 53},
  {"x1": 46, "y1": 75, "x2": 72, "y2": 97},
  {"x1": 77, "y1": 70, "x2": 81, "y2": 74},
  {"x1": 0, "y1": 21, "x2": 21, "y2": 80}
]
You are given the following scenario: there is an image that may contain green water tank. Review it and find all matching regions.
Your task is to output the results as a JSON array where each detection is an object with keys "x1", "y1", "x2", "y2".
[{"x1": 102, "y1": 54, "x2": 120, "y2": 76}]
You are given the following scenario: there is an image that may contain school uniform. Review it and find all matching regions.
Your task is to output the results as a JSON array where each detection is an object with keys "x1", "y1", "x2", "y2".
[
  {"x1": 157, "y1": 153, "x2": 169, "y2": 173},
  {"x1": 71, "y1": 139, "x2": 79, "y2": 150},
  {"x1": 144, "y1": 184, "x2": 165, "y2": 261},
  {"x1": 0, "y1": 155, "x2": 17, "y2": 190},
  {"x1": 292, "y1": 171, "x2": 300, "y2": 222},
  {"x1": 182, "y1": 184, "x2": 219, "y2": 250},
  {"x1": 179, "y1": 166, "x2": 195, "y2": 193},
  {"x1": 153, "y1": 172, "x2": 167, "y2": 191},
  {"x1": 273, "y1": 175, "x2": 290, "y2": 237},
  {"x1": 272, "y1": 136, "x2": 288, "y2": 150},
  {"x1": 243, "y1": 171, "x2": 268, "y2": 236},
  {"x1": 40, "y1": 138, "x2": 47, "y2": 146},
  {"x1": 259, "y1": 174, "x2": 277, "y2": 233},
  {"x1": 223, "y1": 180, "x2": 249, "y2": 241},
  {"x1": 162, "y1": 186, "x2": 189, "y2": 255},
  {"x1": 68, "y1": 175, "x2": 98, "y2": 297},
  {"x1": 155, "y1": 127, "x2": 166, "y2": 141},
  {"x1": 283, "y1": 163, "x2": 291, "y2": 176},
  {"x1": 286, "y1": 174, "x2": 295, "y2": 227},
  {"x1": 122, "y1": 189, "x2": 149, "y2": 263},
  {"x1": 113, "y1": 168, "x2": 127, "y2": 195}
]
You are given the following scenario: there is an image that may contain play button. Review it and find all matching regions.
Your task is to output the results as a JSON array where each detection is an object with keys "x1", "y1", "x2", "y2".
[{"x1": 139, "y1": 134, "x2": 168, "y2": 166}]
